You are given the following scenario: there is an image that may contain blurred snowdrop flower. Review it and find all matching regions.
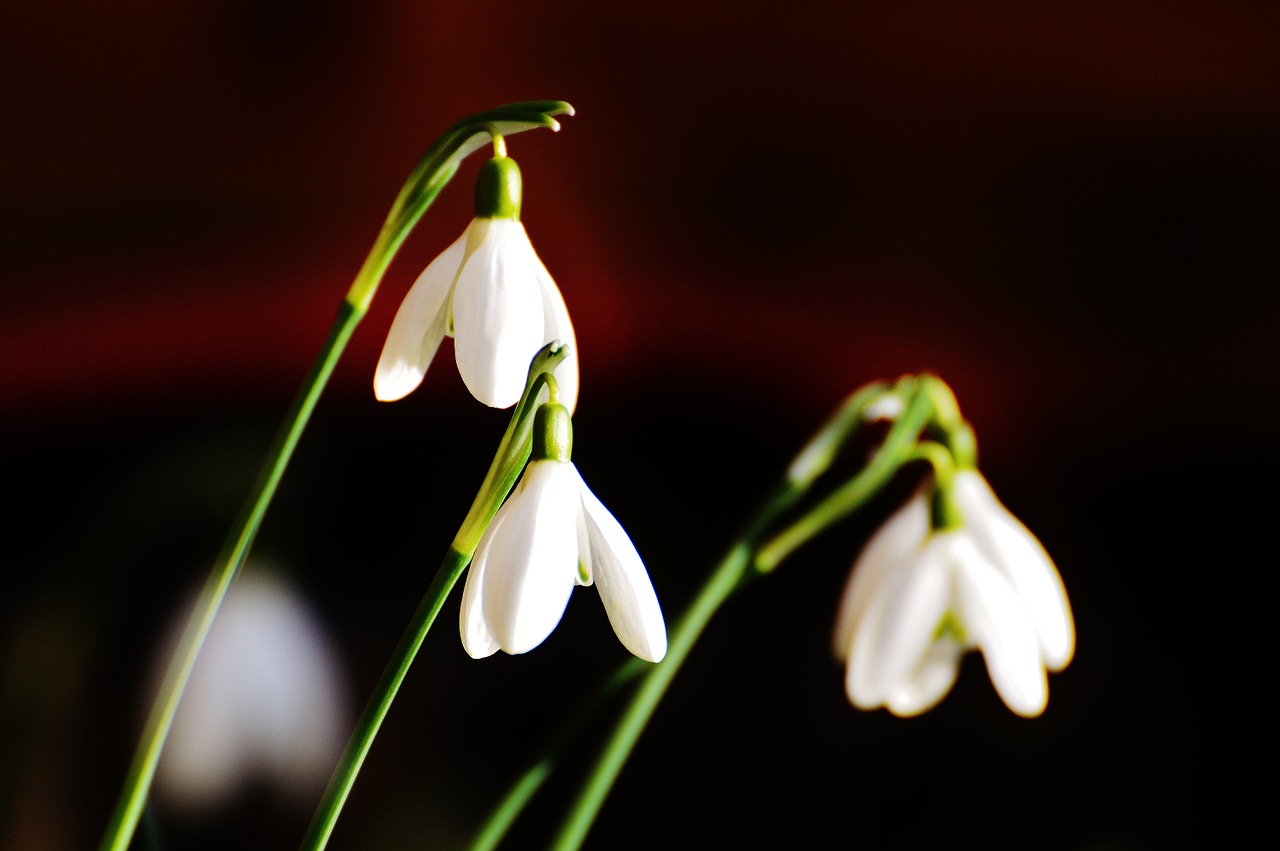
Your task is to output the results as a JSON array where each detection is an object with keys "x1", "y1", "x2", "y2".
[
  {"x1": 833, "y1": 471, "x2": 1074, "y2": 717},
  {"x1": 151, "y1": 570, "x2": 350, "y2": 812},
  {"x1": 460, "y1": 404, "x2": 665, "y2": 662},
  {"x1": 374, "y1": 155, "x2": 578, "y2": 411}
]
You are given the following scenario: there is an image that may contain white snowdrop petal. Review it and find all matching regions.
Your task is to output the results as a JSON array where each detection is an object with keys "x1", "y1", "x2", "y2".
[
  {"x1": 952, "y1": 538, "x2": 1048, "y2": 717},
  {"x1": 955, "y1": 471, "x2": 1076, "y2": 671},
  {"x1": 885, "y1": 640, "x2": 962, "y2": 718},
  {"x1": 483, "y1": 462, "x2": 580, "y2": 654},
  {"x1": 452, "y1": 219, "x2": 546, "y2": 408},
  {"x1": 833, "y1": 491, "x2": 930, "y2": 661},
  {"x1": 533, "y1": 255, "x2": 580, "y2": 414},
  {"x1": 847, "y1": 538, "x2": 951, "y2": 709},
  {"x1": 459, "y1": 499, "x2": 513, "y2": 659},
  {"x1": 373, "y1": 227, "x2": 469, "y2": 401},
  {"x1": 574, "y1": 469, "x2": 666, "y2": 663}
]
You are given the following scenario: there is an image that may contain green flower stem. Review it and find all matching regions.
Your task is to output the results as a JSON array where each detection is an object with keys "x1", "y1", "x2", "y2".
[
  {"x1": 301, "y1": 345, "x2": 567, "y2": 851},
  {"x1": 467, "y1": 659, "x2": 648, "y2": 851},
  {"x1": 99, "y1": 100, "x2": 572, "y2": 851},
  {"x1": 300, "y1": 545, "x2": 471, "y2": 851},
  {"x1": 99, "y1": 300, "x2": 361, "y2": 851},
  {"x1": 548, "y1": 541, "x2": 754, "y2": 851},
  {"x1": 902, "y1": 441, "x2": 965, "y2": 531},
  {"x1": 784, "y1": 381, "x2": 889, "y2": 489},
  {"x1": 903, "y1": 440, "x2": 957, "y2": 488}
]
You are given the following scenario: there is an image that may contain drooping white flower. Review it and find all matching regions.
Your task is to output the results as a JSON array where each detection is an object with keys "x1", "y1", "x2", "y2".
[
  {"x1": 373, "y1": 157, "x2": 579, "y2": 411},
  {"x1": 460, "y1": 458, "x2": 666, "y2": 662},
  {"x1": 151, "y1": 571, "x2": 351, "y2": 812},
  {"x1": 833, "y1": 471, "x2": 1074, "y2": 717}
]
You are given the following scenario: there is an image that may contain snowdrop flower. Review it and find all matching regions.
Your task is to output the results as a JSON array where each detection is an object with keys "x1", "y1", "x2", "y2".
[
  {"x1": 460, "y1": 403, "x2": 666, "y2": 662},
  {"x1": 833, "y1": 470, "x2": 1074, "y2": 717},
  {"x1": 374, "y1": 155, "x2": 578, "y2": 411},
  {"x1": 151, "y1": 570, "x2": 351, "y2": 812}
]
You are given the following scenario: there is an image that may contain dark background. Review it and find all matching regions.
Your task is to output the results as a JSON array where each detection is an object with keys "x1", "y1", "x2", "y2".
[{"x1": 2, "y1": 2, "x2": 1273, "y2": 849}]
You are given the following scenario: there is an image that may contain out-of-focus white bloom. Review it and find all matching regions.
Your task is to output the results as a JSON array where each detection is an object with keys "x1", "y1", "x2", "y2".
[
  {"x1": 373, "y1": 196, "x2": 578, "y2": 410},
  {"x1": 152, "y1": 571, "x2": 350, "y2": 812},
  {"x1": 460, "y1": 459, "x2": 666, "y2": 662},
  {"x1": 833, "y1": 471, "x2": 1074, "y2": 717}
]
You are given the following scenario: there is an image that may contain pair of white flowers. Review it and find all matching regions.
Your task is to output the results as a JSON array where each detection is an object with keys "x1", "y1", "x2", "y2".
[
  {"x1": 372, "y1": 155, "x2": 665, "y2": 663},
  {"x1": 834, "y1": 469, "x2": 1075, "y2": 717}
]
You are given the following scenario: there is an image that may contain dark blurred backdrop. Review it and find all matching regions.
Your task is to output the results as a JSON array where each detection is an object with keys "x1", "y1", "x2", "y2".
[{"x1": 2, "y1": 2, "x2": 1275, "y2": 850}]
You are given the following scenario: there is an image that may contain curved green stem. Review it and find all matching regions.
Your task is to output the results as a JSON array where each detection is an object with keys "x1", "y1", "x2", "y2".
[
  {"x1": 754, "y1": 379, "x2": 935, "y2": 573},
  {"x1": 466, "y1": 659, "x2": 647, "y2": 851},
  {"x1": 300, "y1": 546, "x2": 471, "y2": 850},
  {"x1": 98, "y1": 301, "x2": 362, "y2": 851},
  {"x1": 547, "y1": 542, "x2": 752, "y2": 851},
  {"x1": 903, "y1": 441, "x2": 966, "y2": 531},
  {"x1": 784, "y1": 381, "x2": 889, "y2": 489}
]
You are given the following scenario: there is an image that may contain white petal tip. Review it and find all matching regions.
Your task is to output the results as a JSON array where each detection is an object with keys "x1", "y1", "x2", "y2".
[
  {"x1": 632, "y1": 634, "x2": 667, "y2": 664},
  {"x1": 373, "y1": 367, "x2": 424, "y2": 403},
  {"x1": 1007, "y1": 695, "x2": 1048, "y2": 718},
  {"x1": 373, "y1": 386, "x2": 409, "y2": 403},
  {"x1": 463, "y1": 643, "x2": 500, "y2": 660}
]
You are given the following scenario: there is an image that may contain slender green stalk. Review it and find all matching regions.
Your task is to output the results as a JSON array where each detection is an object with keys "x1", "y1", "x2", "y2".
[
  {"x1": 300, "y1": 546, "x2": 472, "y2": 850},
  {"x1": 754, "y1": 379, "x2": 935, "y2": 572},
  {"x1": 99, "y1": 99, "x2": 573, "y2": 851},
  {"x1": 99, "y1": 301, "x2": 362, "y2": 851},
  {"x1": 466, "y1": 659, "x2": 647, "y2": 851},
  {"x1": 547, "y1": 542, "x2": 753, "y2": 851}
]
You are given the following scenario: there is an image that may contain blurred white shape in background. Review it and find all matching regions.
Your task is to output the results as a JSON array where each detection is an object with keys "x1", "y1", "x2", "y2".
[{"x1": 149, "y1": 568, "x2": 351, "y2": 813}]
